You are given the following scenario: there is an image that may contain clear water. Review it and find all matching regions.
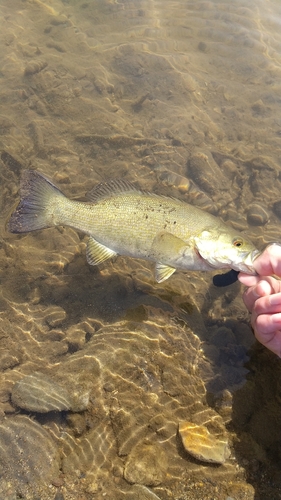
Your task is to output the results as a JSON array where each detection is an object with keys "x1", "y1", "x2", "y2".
[{"x1": 0, "y1": 0, "x2": 281, "y2": 499}]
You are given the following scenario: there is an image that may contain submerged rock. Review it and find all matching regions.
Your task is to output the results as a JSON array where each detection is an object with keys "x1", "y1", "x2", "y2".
[
  {"x1": 0, "y1": 415, "x2": 60, "y2": 497},
  {"x1": 178, "y1": 421, "x2": 230, "y2": 464},
  {"x1": 187, "y1": 151, "x2": 228, "y2": 195},
  {"x1": 272, "y1": 200, "x2": 281, "y2": 219},
  {"x1": 247, "y1": 204, "x2": 269, "y2": 226},
  {"x1": 155, "y1": 165, "x2": 218, "y2": 214},
  {"x1": 126, "y1": 484, "x2": 162, "y2": 499},
  {"x1": 11, "y1": 372, "x2": 73, "y2": 413},
  {"x1": 124, "y1": 440, "x2": 168, "y2": 486}
]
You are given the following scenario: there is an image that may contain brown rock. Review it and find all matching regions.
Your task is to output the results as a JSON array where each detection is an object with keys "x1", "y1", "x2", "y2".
[
  {"x1": 247, "y1": 204, "x2": 269, "y2": 226},
  {"x1": 124, "y1": 440, "x2": 168, "y2": 486},
  {"x1": 178, "y1": 421, "x2": 230, "y2": 464}
]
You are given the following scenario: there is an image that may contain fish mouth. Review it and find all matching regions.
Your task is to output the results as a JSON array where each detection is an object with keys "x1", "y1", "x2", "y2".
[
  {"x1": 251, "y1": 249, "x2": 262, "y2": 262},
  {"x1": 196, "y1": 245, "x2": 262, "y2": 274},
  {"x1": 233, "y1": 248, "x2": 261, "y2": 274}
]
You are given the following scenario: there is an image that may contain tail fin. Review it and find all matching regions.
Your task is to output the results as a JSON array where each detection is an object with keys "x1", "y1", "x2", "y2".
[{"x1": 8, "y1": 170, "x2": 65, "y2": 233}]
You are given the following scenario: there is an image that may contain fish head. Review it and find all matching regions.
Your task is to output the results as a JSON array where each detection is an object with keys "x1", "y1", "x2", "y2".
[{"x1": 194, "y1": 229, "x2": 260, "y2": 274}]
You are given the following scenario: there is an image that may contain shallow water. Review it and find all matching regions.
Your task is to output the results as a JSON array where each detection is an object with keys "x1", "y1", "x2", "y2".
[{"x1": 1, "y1": 0, "x2": 281, "y2": 499}]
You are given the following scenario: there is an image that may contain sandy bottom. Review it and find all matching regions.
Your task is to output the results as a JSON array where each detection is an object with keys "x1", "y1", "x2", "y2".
[{"x1": 0, "y1": 0, "x2": 281, "y2": 498}]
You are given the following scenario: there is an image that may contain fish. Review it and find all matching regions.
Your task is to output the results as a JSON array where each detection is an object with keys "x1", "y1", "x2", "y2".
[{"x1": 8, "y1": 170, "x2": 260, "y2": 283}]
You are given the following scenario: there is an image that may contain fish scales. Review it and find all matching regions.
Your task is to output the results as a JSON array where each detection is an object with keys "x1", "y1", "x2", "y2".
[
  {"x1": 8, "y1": 170, "x2": 260, "y2": 283},
  {"x1": 58, "y1": 195, "x2": 216, "y2": 256}
]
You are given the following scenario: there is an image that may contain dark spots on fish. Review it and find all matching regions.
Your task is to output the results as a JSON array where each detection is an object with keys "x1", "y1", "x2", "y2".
[
  {"x1": 213, "y1": 270, "x2": 239, "y2": 287},
  {"x1": 173, "y1": 221, "x2": 176, "y2": 224},
  {"x1": 164, "y1": 223, "x2": 167, "y2": 229},
  {"x1": 145, "y1": 214, "x2": 148, "y2": 219}
]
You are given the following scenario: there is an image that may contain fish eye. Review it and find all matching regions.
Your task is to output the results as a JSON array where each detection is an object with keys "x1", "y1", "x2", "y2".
[{"x1": 233, "y1": 238, "x2": 243, "y2": 247}]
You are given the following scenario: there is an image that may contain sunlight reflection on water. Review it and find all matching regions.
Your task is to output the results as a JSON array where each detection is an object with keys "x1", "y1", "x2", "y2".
[{"x1": 0, "y1": 0, "x2": 281, "y2": 499}]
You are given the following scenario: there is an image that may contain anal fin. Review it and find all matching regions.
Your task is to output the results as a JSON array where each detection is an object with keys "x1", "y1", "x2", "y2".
[
  {"x1": 155, "y1": 263, "x2": 176, "y2": 283},
  {"x1": 86, "y1": 236, "x2": 117, "y2": 266}
]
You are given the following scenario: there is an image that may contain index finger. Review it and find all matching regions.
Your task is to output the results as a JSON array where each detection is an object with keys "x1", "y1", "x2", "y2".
[{"x1": 241, "y1": 277, "x2": 281, "y2": 312}]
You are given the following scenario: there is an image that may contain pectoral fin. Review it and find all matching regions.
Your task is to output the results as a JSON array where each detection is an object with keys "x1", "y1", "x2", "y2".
[
  {"x1": 151, "y1": 232, "x2": 188, "y2": 261},
  {"x1": 86, "y1": 236, "x2": 117, "y2": 266},
  {"x1": 152, "y1": 232, "x2": 193, "y2": 282},
  {"x1": 155, "y1": 263, "x2": 176, "y2": 283}
]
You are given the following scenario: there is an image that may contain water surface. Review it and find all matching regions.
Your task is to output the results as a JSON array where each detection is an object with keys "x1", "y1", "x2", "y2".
[{"x1": 0, "y1": 1, "x2": 281, "y2": 499}]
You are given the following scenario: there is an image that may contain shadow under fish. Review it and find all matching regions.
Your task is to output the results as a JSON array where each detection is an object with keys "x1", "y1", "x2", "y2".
[{"x1": 1, "y1": 151, "x2": 23, "y2": 177}]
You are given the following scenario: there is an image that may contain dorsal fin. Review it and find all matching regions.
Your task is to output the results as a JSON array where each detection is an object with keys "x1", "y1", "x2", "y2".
[{"x1": 87, "y1": 179, "x2": 140, "y2": 202}]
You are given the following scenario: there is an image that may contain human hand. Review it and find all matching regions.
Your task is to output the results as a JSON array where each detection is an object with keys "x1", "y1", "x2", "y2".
[{"x1": 238, "y1": 244, "x2": 281, "y2": 357}]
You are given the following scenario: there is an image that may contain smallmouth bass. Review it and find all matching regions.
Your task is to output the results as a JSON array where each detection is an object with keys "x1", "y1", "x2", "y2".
[{"x1": 8, "y1": 170, "x2": 260, "y2": 283}]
